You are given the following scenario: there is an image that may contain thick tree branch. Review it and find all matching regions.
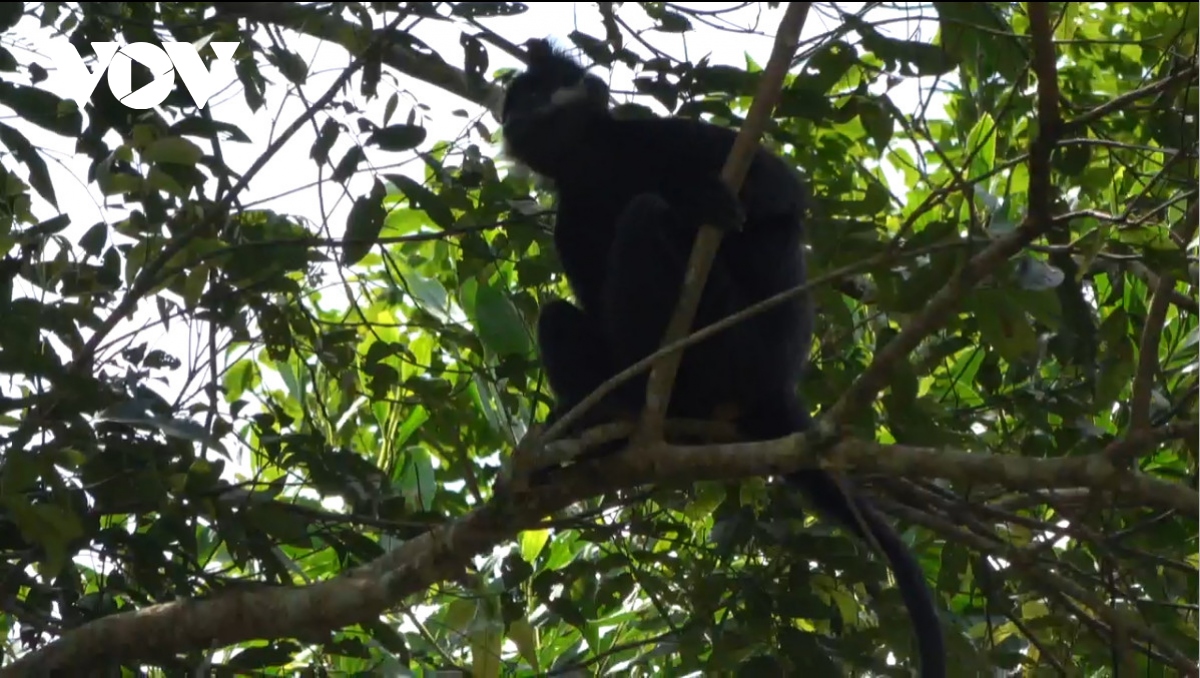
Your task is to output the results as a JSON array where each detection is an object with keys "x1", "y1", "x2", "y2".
[
  {"x1": 212, "y1": 3, "x2": 490, "y2": 108},
  {"x1": 9, "y1": 5, "x2": 1197, "y2": 675},
  {"x1": 6, "y1": 417, "x2": 1195, "y2": 674}
]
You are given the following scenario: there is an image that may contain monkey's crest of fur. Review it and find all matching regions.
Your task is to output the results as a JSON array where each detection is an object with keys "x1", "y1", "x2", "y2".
[{"x1": 522, "y1": 38, "x2": 560, "y2": 64}]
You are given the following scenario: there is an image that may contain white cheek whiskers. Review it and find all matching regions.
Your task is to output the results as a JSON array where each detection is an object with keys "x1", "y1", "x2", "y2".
[{"x1": 550, "y1": 81, "x2": 588, "y2": 106}]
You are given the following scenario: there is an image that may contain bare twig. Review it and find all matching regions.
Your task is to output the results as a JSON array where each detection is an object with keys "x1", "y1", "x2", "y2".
[
  {"x1": 1063, "y1": 65, "x2": 1199, "y2": 133},
  {"x1": 538, "y1": 238, "x2": 969, "y2": 446}
]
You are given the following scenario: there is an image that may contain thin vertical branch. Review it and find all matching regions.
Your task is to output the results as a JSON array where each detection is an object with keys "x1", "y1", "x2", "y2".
[
  {"x1": 637, "y1": 2, "x2": 812, "y2": 441},
  {"x1": 1127, "y1": 200, "x2": 1198, "y2": 443},
  {"x1": 1130, "y1": 281, "x2": 1173, "y2": 432}
]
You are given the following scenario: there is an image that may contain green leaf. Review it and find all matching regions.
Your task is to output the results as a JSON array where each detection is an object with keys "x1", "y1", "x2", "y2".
[
  {"x1": 168, "y1": 116, "x2": 252, "y2": 143},
  {"x1": 1056, "y1": 141, "x2": 1093, "y2": 177},
  {"x1": 341, "y1": 178, "x2": 388, "y2": 266},
  {"x1": 799, "y1": 40, "x2": 858, "y2": 94},
  {"x1": 972, "y1": 290, "x2": 1039, "y2": 363},
  {"x1": 0, "y1": 81, "x2": 81, "y2": 137},
  {"x1": 267, "y1": 46, "x2": 308, "y2": 86},
  {"x1": 401, "y1": 445, "x2": 436, "y2": 512},
  {"x1": 507, "y1": 619, "x2": 540, "y2": 673},
  {"x1": 473, "y1": 282, "x2": 531, "y2": 357},
  {"x1": 444, "y1": 598, "x2": 476, "y2": 633},
  {"x1": 0, "y1": 46, "x2": 18, "y2": 72},
  {"x1": 934, "y1": 2, "x2": 1027, "y2": 82},
  {"x1": 964, "y1": 112, "x2": 997, "y2": 181},
  {"x1": 331, "y1": 146, "x2": 364, "y2": 183},
  {"x1": 383, "y1": 93, "x2": 399, "y2": 126},
  {"x1": 16, "y1": 213, "x2": 70, "y2": 243},
  {"x1": 227, "y1": 643, "x2": 303, "y2": 670},
  {"x1": 392, "y1": 405, "x2": 429, "y2": 449},
  {"x1": 654, "y1": 10, "x2": 690, "y2": 32},
  {"x1": 141, "y1": 137, "x2": 204, "y2": 166},
  {"x1": 384, "y1": 173, "x2": 456, "y2": 230},
  {"x1": 245, "y1": 502, "x2": 313, "y2": 547},
  {"x1": 79, "y1": 222, "x2": 108, "y2": 257},
  {"x1": 97, "y1": 401, "x2": 229, "y2": 456},
  {"x1": 0, "y1": 121, "x2": 57, "y2": 207},
  {"x1": 776, "y1": 87, "x2": 836, "y2": 121},
  {"x1": 311, "y1": 118, "x2": 339, "y2": 164},
  {"x1": 236, "y1": 54, "x2": 266, "y2": 112},
  {"x1": 0, "y1": 449, "x2": 42, "y2": 498},
  {"x1": 0, "y1": 2, "x2": 23, "y2": 33},
  {"x1": 367, "y1": 124, "x2": 428, "y2": 152},
  {"x1": 519, "y1": 528, "x2": 550, "y2": 563},
  {"x1": 858, "y1": 97, "x2": 894, "y2": 150},
  {"x1": 450, "y1": 2, "x2": 528, "y2": 18},
  {"x1": 904, "y1": 41, "x2": 959, "y2": 77},
  {"x1": 223, "y1": 359, "x2": 259, "y2": 403},
  {"x1": 847, "y1": 15, "x2": 958, "y2": 77},
  {"x1": 405, "y1": 272, "x2": 452, "y2": 323},
  {"x1": 17, "y1": 503, "x2": 83, "y2": 577}
]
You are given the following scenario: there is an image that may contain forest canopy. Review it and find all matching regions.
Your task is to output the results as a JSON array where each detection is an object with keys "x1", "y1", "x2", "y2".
[{"x1": 0, "y1": 2, "x2": 1196, "y2": 675}]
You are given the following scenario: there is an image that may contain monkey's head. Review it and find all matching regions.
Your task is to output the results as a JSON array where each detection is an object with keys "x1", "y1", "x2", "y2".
[{"x1": 500, "y1": 39, "x2": 609, "y2": 178}]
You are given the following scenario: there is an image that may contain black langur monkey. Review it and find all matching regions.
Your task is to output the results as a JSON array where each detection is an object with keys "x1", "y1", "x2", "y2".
[{"x1": 501, "y1": 39, "x2": 945, "y2": 677}]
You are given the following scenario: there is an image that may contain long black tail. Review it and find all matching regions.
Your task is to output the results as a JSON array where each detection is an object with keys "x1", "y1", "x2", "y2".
[{"x1": 786, "y1": 468, "x2": 947, "y2": 678}]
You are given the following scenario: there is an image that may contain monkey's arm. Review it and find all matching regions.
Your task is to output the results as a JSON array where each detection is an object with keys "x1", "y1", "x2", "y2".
[
  {"x1": 660, "y1": 173, "x2": 747, "y2": 234},
  {"x1": 657, "y1": 136, "x2": 802, "y2": 236},
  {"x1": 657, "y1": 162, "x2": 803, "y2": 238}
]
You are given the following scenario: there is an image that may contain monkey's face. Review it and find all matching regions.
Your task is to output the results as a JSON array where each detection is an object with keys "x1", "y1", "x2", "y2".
[
  {"x1": 500, "y1": 55, "x2": 609, "y2": 178},
  {"x1": 500, "y1": 50, "x2": 603, "y2": 122}
]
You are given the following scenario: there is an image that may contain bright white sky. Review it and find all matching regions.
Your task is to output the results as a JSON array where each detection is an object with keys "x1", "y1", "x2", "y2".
[{"x1": 3, "y1": 3, "x2": 944, "y2": 469}]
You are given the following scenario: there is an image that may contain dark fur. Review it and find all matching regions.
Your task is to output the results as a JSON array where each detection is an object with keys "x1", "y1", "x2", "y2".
[{"x1": 502, "y1": 39, "x2": 945, "y2": 677}]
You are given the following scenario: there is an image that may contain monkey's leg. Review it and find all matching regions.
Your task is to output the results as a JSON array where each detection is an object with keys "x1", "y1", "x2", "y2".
[
  {"x1": 536, "y1": 299, "x2": 628, "y2": 433},
  {"x1": 529, "y1": 300, "x2": 638, "y2": 482}
]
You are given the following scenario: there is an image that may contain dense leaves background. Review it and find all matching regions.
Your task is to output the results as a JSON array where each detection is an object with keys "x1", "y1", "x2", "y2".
[{"x1": 0, "y1": 2, "x2": 1196, "y2": 675}]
